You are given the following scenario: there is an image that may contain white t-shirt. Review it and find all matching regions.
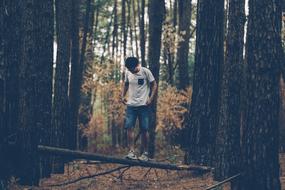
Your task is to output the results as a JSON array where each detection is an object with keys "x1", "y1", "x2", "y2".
[{"x1": 125, "y1": 66, "x2": 155, "y2": 106}]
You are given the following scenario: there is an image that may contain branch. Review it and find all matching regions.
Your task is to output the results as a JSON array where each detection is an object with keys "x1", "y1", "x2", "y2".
[
  {"x1": 47, "y1": 165, "x2": 129, "y2": 187},
  {"x1": 38, "y1": 145, "x2": 212, "y2": 173}
]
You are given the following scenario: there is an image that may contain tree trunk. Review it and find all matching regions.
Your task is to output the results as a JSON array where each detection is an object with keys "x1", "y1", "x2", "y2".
[
  {"x1": 147, "y1": 0, "x2": 165, "y2": 158},
  {"x1": 176, "y1": 0, "x2": 192, "y2": 90},
  {"x1": 18, "y1": 0, "x2": 40, "y2": 185},
  {"x1": 34, "y1": 0, "x2": 54, "y2": 178},
  {"x1": 241, "y1": 0, "x2": 283, "y2": 189},
  {"x1": 121, "y1": 0, "x2": 127, "y2": 57},
  {"x1": 112, "y1": 0, "x2": 118, "y2": 58},
  {"x1": 1, "y1": 1, "x2": 22, "y2": 183},
  {"x1": 132, "y1": 0, "x2": 139, "y2": 58},
  {"x1": 139, "y1": 0, "x2": 146, "y2": 67},
  {"x1": 214, "y1": 0, "x2": 245, "y2": 188},
  {"x1": 52, "y1": 0, "x2": 72, "y2": 173},
  {"x1": 100, "y1": 8, "x2": 114, "y2": 64},
  {"x1": 186, "y1": 0, "x2": 224, "y2": 166},
  {"x1": 69, "y1": 0, "x2": 80, "y2": 150},
  {"x1": 128, "y1": 0, "x2": 134, "y2": 56},
  {"x1": 77, "y1": 0, "x2": 92, "y2": 151}
]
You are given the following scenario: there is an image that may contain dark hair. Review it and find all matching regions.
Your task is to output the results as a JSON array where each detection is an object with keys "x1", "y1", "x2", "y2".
[{"x1": 125, "y1": 57, "x2": 139, "y2": 70}]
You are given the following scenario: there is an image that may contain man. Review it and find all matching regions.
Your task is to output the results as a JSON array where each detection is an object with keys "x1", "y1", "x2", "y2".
[{"x1": 121, "y1": 57, "x2": 157, "y2": 161}]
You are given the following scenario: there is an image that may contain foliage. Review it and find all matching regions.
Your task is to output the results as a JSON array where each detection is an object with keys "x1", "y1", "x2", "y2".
[
  {"x1": 157, "y1": 85, "x2": 192, "y2": 141},
  {"x1": 104, "y1": 81, "x2": 125, "y2": 128},
  {"x1": 82, "y1": 113, "x2": 106, "y2": 138},
  {"x1": 81, "y1": 58, "x2": 125, "y2": 149}
]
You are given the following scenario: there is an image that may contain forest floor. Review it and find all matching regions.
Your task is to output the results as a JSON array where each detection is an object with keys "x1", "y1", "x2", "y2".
[{"x1": 10, "y1": 146, "x2": 231, "y2": 190}]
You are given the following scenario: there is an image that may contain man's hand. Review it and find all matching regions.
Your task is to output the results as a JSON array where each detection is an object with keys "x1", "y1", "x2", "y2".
[
  {"x1": 120, "y1": 94, "x2": 127, "y2": 104},
  {"x1": 146, "y1": 98, "x2": 153, "y2": 105},
  {"x1": 121, "y1": 98, "x2": 127, "y2": 104}
]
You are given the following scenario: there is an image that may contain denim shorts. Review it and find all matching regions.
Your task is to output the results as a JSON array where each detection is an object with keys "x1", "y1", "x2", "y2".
[{"x1": 124, "y1": 105, "x2": 149, "y2": 130}]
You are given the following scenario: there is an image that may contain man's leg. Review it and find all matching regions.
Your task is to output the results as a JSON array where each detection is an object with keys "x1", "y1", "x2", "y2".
[
  {"x1": 141, "y1": 130, "x2": 148, "y2": 153},
  {"x1": 138, "y1": 106, "x2": 149, "y2": 161},
  {"x1": 127, "y1": 128, "x2": 135, "y2": 151},
  {"x1": 125, "y1": 106, "x2": 137, "y2": 159}
]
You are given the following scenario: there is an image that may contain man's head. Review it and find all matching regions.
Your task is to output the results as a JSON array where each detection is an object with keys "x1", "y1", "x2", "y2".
[{"x1": 125, "y1": 57, "x2": 139, "y2": 73}]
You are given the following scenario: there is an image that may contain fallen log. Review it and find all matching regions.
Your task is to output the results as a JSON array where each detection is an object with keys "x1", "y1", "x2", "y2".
[{"x1": 38, "y1": 145, "x2": 212, "y2": 173}]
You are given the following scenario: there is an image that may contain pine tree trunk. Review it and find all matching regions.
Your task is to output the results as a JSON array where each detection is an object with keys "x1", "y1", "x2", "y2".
[
  {"x1": 100, "y1": 9, "x2": 114, "y2": 64},
  {"x1": 132, "y1": 0, "x2": 139, "y2": 58},
  {"x1": 69, "y1": 0, "x2": 80, "y2": 150},
  {"x1": 0, "y1": 1, "x2": 6, "y2": 186},
  {"x1": 176, "y1": 0, "x2": 192, "y2": 90},
  {"x1": 1, "y1": 0, "x2": 22, "y2": 184},
  {"x1": 112, "y1": 0, "x2": 118, "y2": 58},
  {"x1": 241, "y1": 0, "x2": 283, "y2": 189},
  {"x1": 77, "y1": 0, "x2": 91, "y2": 150},
  {"x1": 18, "y1": 0, "x2": 40, "y2": 185},
  {"x1": 148, "y1": 0, "x2": 164, "y2": 158},
  {"x1": 121, "y1": 0, "x2": 127, "y2": 57},
  {"x1": 214, "y1": 0, "x2": 245, "y2": 188},
  {"x1": 127, "y1": 0, "x2": 133, "y2": 55},
  {"x1": 139, "y1": 0, "x2": 146, "y2": 67},
  {"x1": 52, "y1": 0, "x2": 72, "y2": 173},
  {"x1": 187, "y1": 0, "x2": 224, "y2": 166},
  {"x1": 34, "y1": 0, "x2": 54, "y2": 178}
]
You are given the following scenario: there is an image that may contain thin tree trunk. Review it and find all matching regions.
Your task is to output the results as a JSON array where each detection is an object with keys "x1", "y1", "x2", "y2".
[
  {"x1": 147, "y1": 0, "x2": 165, "y2": 158},
  {"x1": 0, "y1": 0, "x2": 22, "y2": 185},
  {"x1": 69, "y1": 0, "x2": 80, "y2": 150},
  {"x1": 52, "y1": 0, "x2": 72, "y2": 174},
  {"x1": 34, "y1": 0, "x2": 54, "y2": 178},
  {"x1": 132, "y1": 0, "x2": 139, "y2": 58},
  {"x1": 100, "y1": 8, "x2": 114, "y2": 64},
  {"x1": 78, "y1": 0, "x2": 92, "y2": 151},
  {"x1": 93, "y1": 2, "x2": 100, "y2": 43},
  {"x1": 88, "y1": 0, "x2": 96, "y2": 36},
  {"x1": 112, "y1": 0, "x2": 118, "y2": 58},
  {"x1": 139, "y1": 0, "x2": 146, "y2": 66},
  {"x1": 121, "y1": 0, "x2": 127, "y2": 57},
  {"x1": 176, "y1": 0, "x2": 192, "y2": 90},
  {"x1": 18, "y1": 0, "x2": 40, "y2": 185},
  {"x1": 187, "y1": 0, "x2": 224, "y2": 166},
  {"x1": 214, "y1": 1, "x2": 245, "y2": 189},
  {"x1": 169, "y1": 0, "x2": 177, "y2": 85},
  {"x1": 241, "y1": 0, "x2": 283, "y2": 189},
  {"x1": 128, "y1": 0, "x2": 134, "y2": 56},
  {"x1": 0, "y1": 1, "x2": 4, "y2": 185}
]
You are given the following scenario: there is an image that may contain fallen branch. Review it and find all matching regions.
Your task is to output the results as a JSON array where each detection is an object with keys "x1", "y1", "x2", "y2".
[
  {"x1": 47, "y1": 165, "x2": 129, "y2": 187},
  {"x1": 38, "y1": 145, "x2": 212, "y2": 173}
]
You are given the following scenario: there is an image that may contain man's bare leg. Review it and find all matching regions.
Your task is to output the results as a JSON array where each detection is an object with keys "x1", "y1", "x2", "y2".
[
  {"x1": 126, "y1": 128, "x2": 137, "y2": 159},
  {"x1": 128, "y1": 128, "x2": 135, "y2": 151}
]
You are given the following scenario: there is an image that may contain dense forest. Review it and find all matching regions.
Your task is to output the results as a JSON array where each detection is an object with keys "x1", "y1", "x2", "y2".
[{"x1": 0, "y1": 0, "x2": 285, "y2": 189}]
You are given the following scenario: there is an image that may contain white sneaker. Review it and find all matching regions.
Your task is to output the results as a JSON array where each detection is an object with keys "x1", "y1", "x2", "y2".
[
  {"x1": 125, "y1": 150, "x2": 137, "y2": 160},
  {"x1": 138, "y1": 152, "x2": 149, "y2": 161}
]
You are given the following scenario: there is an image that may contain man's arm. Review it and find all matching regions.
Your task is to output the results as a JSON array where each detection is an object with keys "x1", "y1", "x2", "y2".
[
  {"x1": 121, "y1": 82, "x2": 129, "y2": 104},
  {"x1": 147, "y1": 80, "x2": 157, "y2": 105}
]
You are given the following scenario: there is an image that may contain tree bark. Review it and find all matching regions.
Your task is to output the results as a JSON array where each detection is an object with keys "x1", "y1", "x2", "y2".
[
  {"x1": 132, "y1": 0, "x2": 139, "y2": 58},
  {"x1": 34, "y1": 0, "x2": 54, "y2": 178},
  {"x1": 112, "y1": 0, "x2": 118, "y2": 58},
  {"x1": 147, "y1": 0, "x2": 165, "y2": 158},
  {"x1": 0, "y1": 0, "x2": 22, "y2": 185},
  {"x1": 139, "y1": 0, "x2": 146, "y2": 67},
  {"x1": 52, "y1": 0, "x2": 72, "y2": 173},
  {"x1": 214, "y1": 0, "x2": 245, "y2": 189},
  {"x1": 176, "y1": 0, "x2": 192, "y2": 90},
  {"x1": 186, "y1": 0, "x2": 224, "y2": 166},
  {"x1": 38, "y1": 145, "x2": 212, "y2": 172},
  {"x1": 241, "y1": 0, "x2": 283, "y2": 189},
  {"x1": 18, "y1": 0, "x2": 41, "y2": 185},
  {"x1": 69, "y1": 0, "x2": 80, "y2": 150},
  {"x1": 121, "y1": 0, "x2": 127, "y2": 57}
]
